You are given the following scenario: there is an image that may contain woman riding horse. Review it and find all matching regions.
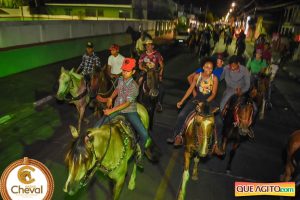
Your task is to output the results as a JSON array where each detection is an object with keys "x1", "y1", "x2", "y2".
[
  {"x1": 166, "y1": 58, "x2": 222, "y2": 153},
  {"x1": 177, "y1": 102, "x2": 219, "y2": 200}
]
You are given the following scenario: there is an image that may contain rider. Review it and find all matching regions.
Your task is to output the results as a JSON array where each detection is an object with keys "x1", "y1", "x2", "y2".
[
  {"x1": 219, "y1": 55, "x2": 255, "y2": 137},
  {"x1": 246, "y1": 48, "x2": 267, "y2": 85},
  {"x1": 187, "y1": 54, "x2": 224, "y2": 97},
  {"x1": 94, "y1": 58, "x2": 155, "y2": 167},
  {"x1": 135, "y1": 31, "x2": 151, "y2": 57},
  {"x1": 138, "y1": 39, "x2": 165, "y2": 112},
  {"x1": 107, "y1": 44, "x2": 125, "y2": 79},
  {"x1": 166, "y1": 59, "x2": 222, "y2": 152},
  {"x1": 76, "y1": 42, "x2": 101, "y2": 95}
]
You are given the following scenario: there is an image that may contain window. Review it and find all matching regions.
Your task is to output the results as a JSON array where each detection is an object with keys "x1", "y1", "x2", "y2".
[
  {"x1": 64, "y1": 8, "x2": 71, "y2": 15},
  {"x1": 97, "y1": 9, "x2": 104, "y2": 17},
  {"x1": 85, "y1": 8, "x2": 96, "y2": 17}
]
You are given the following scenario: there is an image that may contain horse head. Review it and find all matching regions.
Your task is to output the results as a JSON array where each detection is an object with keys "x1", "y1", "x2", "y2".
[
  {"x1": 234, "y1": 95, "x2": 254, "y2": 136},
  {"x1": 144, "y1": 65, "x2": 159, "y2": 98},
  {"x1": 185, "y1": 101, "x2": 219, "y2": 156},
  {"x1": 64, "y1": 125, "x2": 94, "y2": 195},
  {"x1": 57, "y1": 67, "x2": 72, "y2": 100}
]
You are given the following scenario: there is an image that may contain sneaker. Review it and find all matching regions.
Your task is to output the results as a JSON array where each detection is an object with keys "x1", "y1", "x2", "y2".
[
  {"x1": 156, "y1": 102, "x2": 163, "y2": 112},
  {"x1": 166, "y1": 137, "x2": 174, "y2": 144}
]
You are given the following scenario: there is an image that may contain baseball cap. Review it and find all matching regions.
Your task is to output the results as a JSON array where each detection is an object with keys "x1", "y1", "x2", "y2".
[
  {"x1": 86, "y1": 42, "x2": 94, "y2": 48},
  {"x1": 109, "y1": 44, "x2": 120, "y2": 51},
  {"x1": 121, "y1": 58, "x2": 136, "y2": 71}
]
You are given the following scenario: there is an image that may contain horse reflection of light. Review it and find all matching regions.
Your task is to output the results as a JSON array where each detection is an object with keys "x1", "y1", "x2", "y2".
[
  {"x1": 64, "y1": 104, "x2": 150, "y2": 200},
  {"x1": 177, "y1": 102, "x2": 219, "y2": 200}
]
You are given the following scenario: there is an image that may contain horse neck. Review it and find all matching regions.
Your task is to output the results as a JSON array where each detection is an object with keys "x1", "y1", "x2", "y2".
[
  {"x1": 69, "y1": 75, "x2": 86, "y2": 97},
  {"x1": 146, "y1": 70, "x2": 158, "y2": 89}
]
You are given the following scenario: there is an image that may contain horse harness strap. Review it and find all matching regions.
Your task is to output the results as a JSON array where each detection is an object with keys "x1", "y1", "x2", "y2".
[{"x1": 70, "y1": 89, "x2": 88, "y2": 101}]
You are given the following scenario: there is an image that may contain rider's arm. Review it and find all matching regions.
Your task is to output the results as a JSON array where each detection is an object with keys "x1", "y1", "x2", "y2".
[
  {"x1": 180, "y1": 74, "x2": 198, "y2": 103},
  {"x1": 159, "y1": 60, "x2": 164, "y2": 77},
  {"x1": 109, "y1": 88, "x2": 119, "y2": 101},
  {"x1": 76, "y1": 56, "x2": 85, "y2": 72},
  {"x1": 109, "y1": 83, "x2": 138, "y2": 114},
  {"x1": 241, "y1": 69, "x2": 251, "y2": 93},
  {"x1": 206, "y1": 76, "x2": 218, "y2": 102},
  {"x1": 95, "y1": 56, "x2": 101, "y2": 69}
]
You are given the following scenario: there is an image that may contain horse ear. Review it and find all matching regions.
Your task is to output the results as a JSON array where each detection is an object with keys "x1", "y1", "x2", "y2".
[
  {"x1": 212, "y1": 107, "x2": 219, "y2": 114},
  {"x1": 69, "y1": 125, "x2": 79, "y2": 139},
  {"x1": 61, "y1": 67, "x2": 65, "y2": 73}
]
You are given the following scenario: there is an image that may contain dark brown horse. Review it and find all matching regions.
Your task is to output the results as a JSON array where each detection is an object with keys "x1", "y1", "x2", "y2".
[
  {"x1": 139, "y1": 67, "x2": 160, "y2": 130},
  {"x1": 221, "y1": 94, "x2": 254, "y2": 172},
  {"x1": 250, "y1": 69, "x2": 272, "y2": 120},
  {"x1": 281, "y1": 130, "x2": 300, "y2": 182},
  {"x1": 177, "y1": 102, "x2": 219, "y2": 200}
]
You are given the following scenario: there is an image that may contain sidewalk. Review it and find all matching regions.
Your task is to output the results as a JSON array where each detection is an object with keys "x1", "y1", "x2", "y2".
[{"x1": 282, "y1": 60, "x2": 300, "y2": 83}]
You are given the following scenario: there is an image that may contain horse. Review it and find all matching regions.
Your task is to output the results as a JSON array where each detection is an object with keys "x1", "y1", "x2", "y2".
[
  {"x1": 281, "y1": 130, "x2": 300, "y2": 182},
  {"x1": 56, "y1": 67, "x2": 115, "y2": 132},
  {"x1": 56, "y1": 67, "x2": 90, "y2": 132},
  {"x1": 138, "y1": 66, "x2": 160, "y2": 130},
  {"x1": 177, "y1": 101, "x2": 219, "y2": 200},
  {"x1": 64, "y1": 103, "x2": 150, "y2": 200},
  {"x1": 221, "y1": 94, "x2": 255, "y2": 172}
]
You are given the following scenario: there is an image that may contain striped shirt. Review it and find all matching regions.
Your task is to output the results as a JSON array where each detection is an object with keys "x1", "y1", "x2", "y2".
[
  {"x1": 114, "y1": 77, "x2": 139, "y2": 113},
  {"x1": 78, "y1": 52, "x2": 101, "y2": 75}
]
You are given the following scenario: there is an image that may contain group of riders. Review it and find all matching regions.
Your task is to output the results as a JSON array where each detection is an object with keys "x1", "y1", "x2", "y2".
[{"x1": 74, "y1": 26, "x2": 275, "y2": 168}]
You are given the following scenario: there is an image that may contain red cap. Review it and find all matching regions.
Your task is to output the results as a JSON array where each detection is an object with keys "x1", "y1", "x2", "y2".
[
  {"x1": 121, "y1": 58, "x2": 136, "y2": 71},
  {"x1": 217, "y1": 53, "x2": 223, "y2": 60},
  {"x1": 109, "y1": 44, "x2": 119, "y2": 51}
]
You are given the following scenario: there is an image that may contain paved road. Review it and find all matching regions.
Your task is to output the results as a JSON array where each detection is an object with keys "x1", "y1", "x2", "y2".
[{"x1": 0, "y1": 37, "x2": 300, "y2": 200}]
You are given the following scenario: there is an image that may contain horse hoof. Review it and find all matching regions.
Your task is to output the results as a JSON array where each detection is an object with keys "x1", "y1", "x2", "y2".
[{"x1": 191, "y1": 176, "x2": 198, "y2": 181}]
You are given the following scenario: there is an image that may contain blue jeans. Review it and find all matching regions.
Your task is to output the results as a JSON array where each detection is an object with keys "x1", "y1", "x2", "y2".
[{"x1": 94, "y1": 111, "x2": 149, "y2": 150}]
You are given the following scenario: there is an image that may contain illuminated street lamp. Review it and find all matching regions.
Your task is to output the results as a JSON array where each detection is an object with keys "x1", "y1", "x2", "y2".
[
  {"x1": 229, "y1": 8, "x2": 233, "y2": 12},
  {"x1": 232, "y1": 2, "x2": 236, "y2": 7}
]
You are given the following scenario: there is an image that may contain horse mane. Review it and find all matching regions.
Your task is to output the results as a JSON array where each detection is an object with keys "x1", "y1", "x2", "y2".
[{"x1": 65, "y1": 133, "x2": 92, "y2": 178}]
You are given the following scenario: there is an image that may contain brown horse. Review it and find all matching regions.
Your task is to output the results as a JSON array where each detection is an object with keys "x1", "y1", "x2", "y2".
[
  {"x1": 250, "y1": 69, "x2": 272, "y2": 120},
  {"x1": 177, "y1": 102, "x2": 219, "y2": 200},
  {"x1": 56, "y1": 67, "x2": 114, "y2": 132},
  {"x1": 139, "y1": 67, "x2": 160, "y2": 130},
  {"x1": 221, "y1": 94, "x2": 254, "y2": 172},
  {"x1": 281, "y1": 130, "x2": 300, "y2": 182}
]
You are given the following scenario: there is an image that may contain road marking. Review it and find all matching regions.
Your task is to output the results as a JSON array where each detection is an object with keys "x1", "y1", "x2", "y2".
[{"x1": 154, "y1": 151, "x2": 179, "y2": 200}]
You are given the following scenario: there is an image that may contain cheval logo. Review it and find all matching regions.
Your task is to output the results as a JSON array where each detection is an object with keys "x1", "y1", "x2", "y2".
[{"x1": 0, "y1": 157, "x2": 54, "y2": 200}]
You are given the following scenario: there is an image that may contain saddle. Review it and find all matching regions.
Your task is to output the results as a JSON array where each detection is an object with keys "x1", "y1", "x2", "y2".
[{"x1": 107, "y1": 115, "x2": 137, "y2": 148}]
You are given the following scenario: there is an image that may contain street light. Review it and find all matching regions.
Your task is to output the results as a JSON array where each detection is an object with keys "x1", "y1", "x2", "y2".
[
  {"x1": 232, "y1": 2, "x2": 236, "y2": 7},
  {"x1": 229, "y1": 8, "x2": 233, "y2": 12}
]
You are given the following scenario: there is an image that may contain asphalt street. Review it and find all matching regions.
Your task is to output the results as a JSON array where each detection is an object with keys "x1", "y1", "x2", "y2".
[{"x1": 0, "y1": 37, "x2": 300, "y2": 200}]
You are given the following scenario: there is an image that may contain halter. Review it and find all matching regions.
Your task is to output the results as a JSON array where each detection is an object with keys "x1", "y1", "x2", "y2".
[
  {"x1": 79, "y1": 116, "x2": 129, "y2": 187},
  {"x1": 60, "y1": 72, "x2": 88, "y2": 102}
]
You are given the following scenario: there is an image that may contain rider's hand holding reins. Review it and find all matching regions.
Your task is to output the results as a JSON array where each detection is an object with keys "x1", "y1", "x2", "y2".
[
  {"x1": 236, "y1": 87, "x2": 242, "y2": 96},
  {"x1": 177, "y1": 101, "x2": 183, "y2": 109},
  {"x1": 106, "y1": 98, "x2": 113, "y2": 108}
]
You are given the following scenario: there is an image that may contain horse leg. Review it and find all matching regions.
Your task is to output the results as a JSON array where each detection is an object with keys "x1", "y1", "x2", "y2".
[
  {"x1": 78, "y1": 105, "x2": 85, "y2": 132},
  {"x1": 191, "y1": 156, "x2": 200, "y2": 180},
  {"x1": 112, "y1": 166, "x2": 127, "y2": 200},
  {"x1": 226, "y1": 143, "x2": 239, "y2": 173},
  {"x1": 281, "y1": 146, "x2": 296, "y2": 181},
  {"x1": 128, "y1": 163, "x2": 137, "y2": 190},
  {"x1": 259, "y1": 98, "x2": 266, "y2": 120},
  {"x1": 178, "y1": 151, "x2": 191, "y2": 200}
]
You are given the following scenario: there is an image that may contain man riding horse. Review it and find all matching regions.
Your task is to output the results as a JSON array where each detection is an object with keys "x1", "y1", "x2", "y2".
[
  {"x1": 94, "y1": 58, "x2": 157, "y2": 167},
  {"x1": 76, "y1": 42, "x2": 101, "y2": 96},
  {"x1": 107, "y1": 44, "x2": 125, "y2": 79},
  {"x1": 220, "y1": 55, "x2": 253, "y2": 138},
  {"x1": 138, "y1": 39, "x2": 165, "y2": 112}
]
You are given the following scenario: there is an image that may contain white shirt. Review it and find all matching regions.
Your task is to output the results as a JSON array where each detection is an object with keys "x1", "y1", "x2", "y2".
[{"x1": 108, "y1": 54, "x2": 125, "y2": 75}]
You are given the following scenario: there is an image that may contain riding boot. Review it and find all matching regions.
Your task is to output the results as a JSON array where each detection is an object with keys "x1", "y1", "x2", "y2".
[
  {"x1": 135, "y1": 145, "x2": 144, "y2": 169},
  {"x1": 144, "y1": 138, "x2": 159, "y2": 163}
]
